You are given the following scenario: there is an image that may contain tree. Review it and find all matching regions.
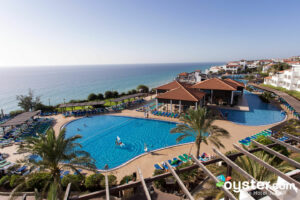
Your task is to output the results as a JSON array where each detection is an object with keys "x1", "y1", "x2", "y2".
[
  {"x1": 105, "y1": 91, "x2": 113, "y2": 99},
  {"x1": 259, "y1": 91, "x2": 274, "y2": 103},
  {"x1": 97, "y1": 93, "x2": 104, "y2": 100},
  {"x1": 131, "y1": 89, "x2": 137, "y2": 94},
  {"x1": 170, "y1": 107, "x2": 230, "y2": 158},
  {"x1": 87, "y1": 93, "x2": 98, "y2": 101},
  {"x1": 16, "y1": 89, "x2": 41, "y2": 111},
  {"x1": 15, "y1": 128, "x2": 96, "y2": 198},
  {"x1": 112, "y1": 91, "x2": 119, "y2": 98},
  {"x1": 137, "y1": 85, "x2": 149, "y2": 93}
]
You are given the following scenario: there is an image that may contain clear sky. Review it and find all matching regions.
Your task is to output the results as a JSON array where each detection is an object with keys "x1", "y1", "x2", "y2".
[{"x1": 0, "y1": 0, "x2": 299, "y2": 67}]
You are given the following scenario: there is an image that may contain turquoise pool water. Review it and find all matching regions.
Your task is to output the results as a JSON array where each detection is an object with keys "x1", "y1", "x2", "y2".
[
  {"x1": 64, "y1": 116, "x2": 196, "y2": 170},
  {"x1": 220, "y1": 91, "x2": 286, "y2": 126}
]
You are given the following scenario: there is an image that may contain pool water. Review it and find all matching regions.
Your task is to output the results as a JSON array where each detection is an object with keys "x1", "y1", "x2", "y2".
[
  {"x1": 64, "y1": 116, "x2": 196, "y2": 169},
  {"x1": 220, "y1": 91, "x2": 286, "y2": 126}
]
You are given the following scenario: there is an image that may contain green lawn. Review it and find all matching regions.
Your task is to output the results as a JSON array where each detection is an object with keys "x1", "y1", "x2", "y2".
[
  {"x1": 261, "y1": 84, "x2": 300, "y2": 100},
  {"x1": 57, "y1": 97, "x2": 137, "y2": 112}
]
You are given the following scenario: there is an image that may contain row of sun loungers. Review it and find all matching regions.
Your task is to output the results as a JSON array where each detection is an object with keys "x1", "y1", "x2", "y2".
[
  {"x1": 151, "y1": 111, "x2": 180, "y2": 118},
  {"x1": 0, "y1": 159, "x2": 15, "y2": 171},
  {"x1": 154, "y1": 153, "x2": 211, "y2": 170},
  {"x1": 279, "y1": 97, "x2": 300, "y2": 120},
  {"x1": 239, "y1": 129, "x2": 273, "y2": 146}
]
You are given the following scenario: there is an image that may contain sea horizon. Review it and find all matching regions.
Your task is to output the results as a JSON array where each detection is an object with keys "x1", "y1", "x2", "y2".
[{"x1": 0, "y1": 62, "x2": 224, "y2": 113}]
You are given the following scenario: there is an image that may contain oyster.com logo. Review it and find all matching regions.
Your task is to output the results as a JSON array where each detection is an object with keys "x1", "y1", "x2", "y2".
[{"x1": 216, "y1": 175, "x2": 232, "y2": 187}]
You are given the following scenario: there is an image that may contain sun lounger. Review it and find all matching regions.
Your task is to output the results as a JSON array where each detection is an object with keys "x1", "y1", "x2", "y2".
[
  {"x1": 172, "y1": 158, "x2": 182, "y2": 165},
  {"x1": 154, "y1": 163, "x2": 163, "y2": 170},
  {"x1": 168, "y1": 160, "x2": 177, "y2": 168},
  {"x1": 199, "y1": 157, "x2": 208, "y2": 162},
  {"x1": 178, "y1": 155, "x2": 188, "y2": 163},
  {"x1": 22, "y1": 170, "x2": 30, "y2": 176},
  {"x1": 0, "y1": 160, "x2": 6, "y2": 164},
  {"x1": 0, "y1": 162, "x2": 11, "y2": 168},
  {"x1": 170, "y1": 113, "x2": 174, "y2": 118},
  {"x1": 174, "y1": 113, "x2": 179, "y2": 118},
  {"x1": 60, "y1": 171, "x2": 70, "y2": 178},
  {"x1": 183, "y1": 154, "x2": 191, "y2": 160},
  {"x1": 162, "y1": 162, "x2": 168, "y2": 169},
  {"x1": 239, "y1": 139, "x2": 250, "y2": 146}
]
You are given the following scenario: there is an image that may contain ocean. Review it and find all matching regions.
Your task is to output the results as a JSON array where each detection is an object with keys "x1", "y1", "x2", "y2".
[{"x1": 0, "y1": 63, "x2": 223, "y2": 113}]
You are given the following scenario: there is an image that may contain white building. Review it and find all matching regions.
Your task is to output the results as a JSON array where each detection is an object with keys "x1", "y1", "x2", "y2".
[
  {"x1": 176, "y1": 70, "x2": 207, "y2": 83},
  {"x1": 247, "y1": 60, "x2": 259, "y2": 69},
  {"x1": 207, "y1": 65, "x2": 226, "y2": 74},
  {"x1": 262, "y1": 63, "x2": 275, "y2": 73},
  {"x1": 264, "y1": 64, "x2": 300, "y2": 92}
]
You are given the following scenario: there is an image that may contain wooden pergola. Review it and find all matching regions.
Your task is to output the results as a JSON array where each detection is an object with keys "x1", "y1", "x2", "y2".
[
  {"x1": 53, "y1": 133, "x2": 300, "y2": 200},
  {"x1": 0, "y1": 110, "x2": 41, "y2": 127}
]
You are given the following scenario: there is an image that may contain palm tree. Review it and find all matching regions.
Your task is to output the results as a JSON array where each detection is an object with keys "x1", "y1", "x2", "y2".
[
  {"x1": 196, "y1": 151, "x2": 294, "y2": 199},
  {"x1": 170, "y1": 107, "x2": 230, "y2": 158},
  {"x1": 13, "y1": 128, "x2": 96, "y2": 198}
]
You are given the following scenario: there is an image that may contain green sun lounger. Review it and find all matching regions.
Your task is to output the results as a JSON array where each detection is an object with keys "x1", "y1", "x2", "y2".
[
  {"x1": 0, "y1": 162, "x2": 11, "y2": 168},
  {"x1": 183, "y1": 154, "x2": 191, "y2": 160},
  {"x1": 0, "y1": 160, "x2": 6, "y2": 164},
  {"x1": 178, "y1": 155, "x2": 188, "y2": 163}
]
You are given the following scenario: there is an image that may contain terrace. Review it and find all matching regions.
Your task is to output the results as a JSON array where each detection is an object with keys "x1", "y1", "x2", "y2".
[{"x1": 51, "y1": 132, "x2": 300, "y2": 200}]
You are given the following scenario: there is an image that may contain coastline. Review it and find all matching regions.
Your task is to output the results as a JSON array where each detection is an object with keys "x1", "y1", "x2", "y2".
[{"x1": 0, "y1": 63, "x2": 219, "y2": 113}]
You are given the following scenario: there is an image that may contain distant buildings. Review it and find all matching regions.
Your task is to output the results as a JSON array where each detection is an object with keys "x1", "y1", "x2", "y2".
[
  {"x1": 175, "y1": 70, "x2": 208, "y2": 84},
  {"x1": 264, "y1": 64, "x2": 300, "y2": 92}
]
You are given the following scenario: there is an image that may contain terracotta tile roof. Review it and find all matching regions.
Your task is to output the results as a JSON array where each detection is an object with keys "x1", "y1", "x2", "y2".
[
  {"x1": 156, "y1": 80, "x2": 183, "y2": 90},
  {"x1": 179, "y1": 72, "x2": 188, "y2": 76},
  {"x1": 191, "y1": 78, "x2": 237, "y2": 91},
  {"x1": 265, "y1": 76, "x2": 272, "y2": 79},
  {"x1": 157, "y1": 86, "x2": 205, "y2": 102},
  {"x1": 224, "y1": 78, "x2": 245, "y2": 88}
]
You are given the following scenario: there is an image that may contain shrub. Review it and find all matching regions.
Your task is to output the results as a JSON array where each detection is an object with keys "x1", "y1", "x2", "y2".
[
  {"x1": 10, "y1": 174, "x2": 24, "y2": 188},
  {"x1": 137, "y1": 85, "x2": 149, "y2": 93},
  {"x1": 62, "y1": 174, "x2": 84, "y2": 191},
  {"x1": 0, "y1": 175, "x2": 11, "y2": 188},
  {"x1": 153, "y1": 169, "x2": 166, "y2": 190},
  {"x1": 100, "y1": 174, "x2": 117, "y2": 188},
  {"x1": 84, "y1": 173, "x2": 104, "y2": 191},
  {"x1": 35, "y1": 103, "x2": 56, "y2": 112},
  {"x1": 120, "y1": 175, "x2": 133, "y2": 185},
  {"x1": 9, "y1": 110, "x2": 24, "y2": 117},
  {"x1": 251, "y1": 136, "x2": 290, "y2": 163},
  {"x1": 26, "y1": 172, "x2": 52, "y2": 191}
]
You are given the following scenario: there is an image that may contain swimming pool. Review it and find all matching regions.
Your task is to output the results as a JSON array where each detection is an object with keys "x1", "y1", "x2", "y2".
[
  {"x1": 64, "y1": 116, "x2": 197, "y2": 170},
  {"x1": 220, "y1": 91, "x2": 286, "y2": 126}
]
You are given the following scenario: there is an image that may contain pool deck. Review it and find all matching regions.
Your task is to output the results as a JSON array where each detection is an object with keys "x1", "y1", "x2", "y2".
[{"x1": 1, "y1": 95, "x2": 294, "y2": 183}]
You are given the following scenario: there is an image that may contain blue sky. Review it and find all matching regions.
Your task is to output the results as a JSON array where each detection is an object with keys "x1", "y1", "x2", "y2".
[{"x1": 0, "y1": 0, "x2": 299, "y2": 66}]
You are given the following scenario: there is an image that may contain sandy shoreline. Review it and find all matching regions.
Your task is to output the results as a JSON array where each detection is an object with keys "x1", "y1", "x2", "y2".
[{"x1": 1, "y1": 95, "x2": 293, "y2": 182}]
